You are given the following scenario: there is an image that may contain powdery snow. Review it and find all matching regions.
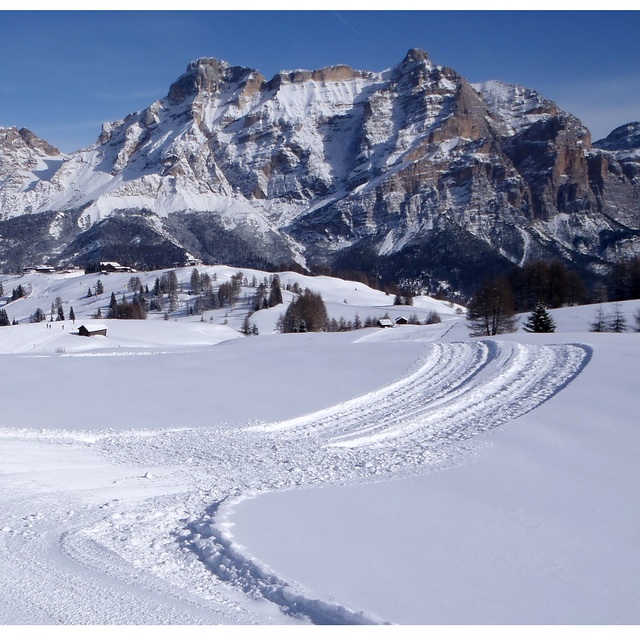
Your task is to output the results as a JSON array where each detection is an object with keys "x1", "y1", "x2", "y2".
[{"x1": 0, "y1": 268, "x2": 638, "y2": 630}]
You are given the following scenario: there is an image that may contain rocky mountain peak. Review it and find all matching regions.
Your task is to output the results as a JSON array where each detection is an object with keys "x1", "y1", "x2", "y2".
[
  {"x1": 1, "y1": 51, "x2": 640, "y2": 290},
  {"x1": 167, "y1": 57, "x2": 262, "y2": 105},
  {"x1": 0, "y1": 126, "x2": 60, "y2": 157},
  {"x1": 594, "y1": 122, "x2": 640, "y2": 151},
  {"x1": 402, "y1": 48, "x2": 431, "y2": 66}
]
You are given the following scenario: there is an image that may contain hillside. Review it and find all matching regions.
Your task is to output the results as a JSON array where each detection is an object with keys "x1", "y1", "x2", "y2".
[{"x1": 0, "y1": 267, "x2": 638, "y2": 625}]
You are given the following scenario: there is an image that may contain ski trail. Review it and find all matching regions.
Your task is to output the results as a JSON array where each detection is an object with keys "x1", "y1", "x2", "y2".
[
  {"x1": 19, "y1": 339, "x2": 590, "y2": 626},
  {"x1": 248, "y1": 341, "x2": 591, "y2": 449}
]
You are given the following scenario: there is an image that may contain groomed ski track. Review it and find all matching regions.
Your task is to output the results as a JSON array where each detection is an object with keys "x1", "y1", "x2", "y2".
[{"x1": 0, "y1": 335, "x2": 590, "y2": 625}]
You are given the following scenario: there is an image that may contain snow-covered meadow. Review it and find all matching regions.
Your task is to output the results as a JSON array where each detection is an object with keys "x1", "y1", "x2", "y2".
[{"x1": 0, "y1": 266, "x2": 639, "y2": 628}]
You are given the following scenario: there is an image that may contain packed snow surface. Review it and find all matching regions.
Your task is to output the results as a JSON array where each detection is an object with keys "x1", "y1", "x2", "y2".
[{"x1": 0, "y1": 267, "x2": 638, "y2": 626}]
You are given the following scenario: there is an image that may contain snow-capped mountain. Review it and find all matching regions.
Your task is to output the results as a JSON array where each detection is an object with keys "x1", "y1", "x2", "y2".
[{"x1": 0, "y1": 50, "x2": 639, "y2": 292}]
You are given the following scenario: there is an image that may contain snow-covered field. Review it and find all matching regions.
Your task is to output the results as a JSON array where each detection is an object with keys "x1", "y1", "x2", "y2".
[{"x1": 0, "y1": 267, "x2": 639, "y2": 629}]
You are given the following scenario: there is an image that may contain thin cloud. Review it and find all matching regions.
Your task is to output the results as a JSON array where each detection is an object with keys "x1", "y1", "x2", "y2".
[{"x1": 331, "y1": 11, "x2": 366, "y2": 39}]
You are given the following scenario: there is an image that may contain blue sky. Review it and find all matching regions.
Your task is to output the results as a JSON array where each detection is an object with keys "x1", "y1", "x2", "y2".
[{"x1": 1, "y1": 9, "x2": 638, "y2": 152}]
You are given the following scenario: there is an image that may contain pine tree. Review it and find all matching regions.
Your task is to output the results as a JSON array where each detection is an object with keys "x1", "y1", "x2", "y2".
[
  {"x1": 590, "y1": 306, "x2": 607, "y2": 332},
  {"x1": 11, "y1": 285, "x2": 25, "y2": 301},
  {"x1": 268, "y1": 274, "x2": 283, "y2": 307},
  {"x1": 241, "y1": 313, "x2": 252, "y2": 336},
  {"x1": 95, "y1": 280, "x2": 104, "y2": 295},
  {"x1": 607, "y1": 303, "x2": 627, "y2": 333},
  {"x1": 69, "y1": 306, "x2": 75, "y2": 322},
  {"x1": 31, "y1": 308, "x2": 46, "y2": 323},
  {"x1": 523, "y1": 302, "x2": 556, "y2": 333},
  {"x1": 0, "y1": 308, "x2": 9, "y2": 327},
  {"x1": 190, "y1": 268, "x2": 201, "y2": 294},
  {"x1": 0, "y1": 281, "x2": 4, "y2": 297}
]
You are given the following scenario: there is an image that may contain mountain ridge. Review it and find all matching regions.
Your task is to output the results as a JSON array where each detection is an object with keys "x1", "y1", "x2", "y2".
[{"x1": 0, "y1": 49, "x2": 638, "y2": 295}]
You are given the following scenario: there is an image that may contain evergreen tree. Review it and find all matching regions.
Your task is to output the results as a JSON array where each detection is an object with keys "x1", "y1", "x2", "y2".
[
  {"x1": 31, "y1": 308, "x2": 46, "y2": 323},
  {"x1": 0, "y1": 308, "x2": 10, "y2": 327},
  {"x1": 166, "y1": 271, "x2": 179, "y2": 296},
  {"x1": 268, "y1": 274, "x2": 283, "y2": 307},
  {"x1": 241, "y1": 313, "x2": 252, "y2": 336},
  {"x1": 190, "y1": 268, "x2": 201, "y2": 294},
  {"x1": 95, "y1": 279, "x2": 104, "y2": 295},
  {"x1": 69, "y1": 306, "x2": 75, "y2": 322},
  {"x1": 0, "y1": 281, "x2": 4, "y2": 297},
  {"x1": 11, "y1": 285, "x2": 25, "y2": 301},
  {"x1": 607, "y1": 303, "x2": 627, "y2": 333},
  {"x1": 109, "y1": 292, "x2": 117, "y2": 309},
  {"x1": 634, "y1": 308, "x2": 640, "y2": 333},
  {"x1": 87, "y1": 287, "x2": 93, "y2": 298},
  {"x1": 590, "y1": 306, "x2": 607, "y2": 332},
  {"x1": 200, "y1": 272, "x2": 211, "y2": 294},
  {"x1": 57, "y1": 305, "x2": 65, "y2": 322},
  {"x1": 523, "y1": 302, "x2": 556, "y2": 333}
]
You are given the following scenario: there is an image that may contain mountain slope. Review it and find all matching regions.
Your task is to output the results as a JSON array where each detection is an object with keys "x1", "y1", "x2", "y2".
[{"x1": 0, "y1": 51, "x2": 638, "y2": 292}]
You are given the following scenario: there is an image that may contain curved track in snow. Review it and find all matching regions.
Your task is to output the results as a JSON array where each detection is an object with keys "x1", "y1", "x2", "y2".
[
  {"x1": 251, "y1": 340, "x2": 590, "y2": 449},
  {"x1": 0, "y1": 338, "x2": 591, "y2": 625}
]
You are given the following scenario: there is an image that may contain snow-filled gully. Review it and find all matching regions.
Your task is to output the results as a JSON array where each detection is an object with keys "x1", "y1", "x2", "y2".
[{"x1": 0, "y1": 339, "x2": 590, "y2": 625}]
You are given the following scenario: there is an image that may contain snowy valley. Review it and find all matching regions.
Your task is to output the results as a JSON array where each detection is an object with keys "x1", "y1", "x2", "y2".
[{"x1": 0, "y1": 266, "x2": 638, "y2": 625}]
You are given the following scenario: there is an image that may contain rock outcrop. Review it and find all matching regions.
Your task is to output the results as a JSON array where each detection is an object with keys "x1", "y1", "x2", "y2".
[{"x1": 0, "y1": 51, "x2": 638, "y2": 292}]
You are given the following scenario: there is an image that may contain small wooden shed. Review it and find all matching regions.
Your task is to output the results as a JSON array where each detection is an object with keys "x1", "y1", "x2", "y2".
[
  {"x1": 377, "y1": 318, "x2": 394, "y2": 328},
  {"x1": 78, "y1": 324, "x2": 107, "y2": 337},
  {"x1": 395, "y1": 316, "x2": 408, "y2": 325}
]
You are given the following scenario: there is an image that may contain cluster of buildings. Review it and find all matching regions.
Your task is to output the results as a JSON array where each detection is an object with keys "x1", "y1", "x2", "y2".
[{"x1": 22, "y1": 262, "x2": 136, "y2": 275}]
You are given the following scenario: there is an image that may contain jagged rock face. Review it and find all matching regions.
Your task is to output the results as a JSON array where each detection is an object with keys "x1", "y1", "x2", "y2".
[
  {"x1": 595, "y1": 122, "x2": 640, "y2": 152},
  {"x1": 588, "y1": 122, "x2": 640, "y2": 235},
  {"x1": 0, "y1": 51, "x2": 639, "y2": 287},
  {"x1": 0, "y1": 127, "x2": 64, "y2": 221}
]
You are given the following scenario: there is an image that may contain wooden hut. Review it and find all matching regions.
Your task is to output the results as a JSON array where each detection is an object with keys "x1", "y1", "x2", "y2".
[{"x1": 77, "y1": 324, "x2": 107, "y2": 337}]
